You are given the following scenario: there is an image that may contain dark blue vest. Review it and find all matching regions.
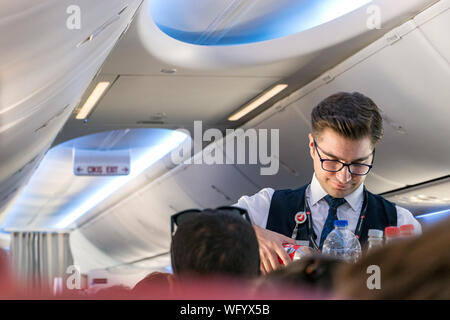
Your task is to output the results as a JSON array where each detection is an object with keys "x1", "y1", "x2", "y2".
[{"x1": 266, "y1": 184, "x2": 397, "y2": 245}]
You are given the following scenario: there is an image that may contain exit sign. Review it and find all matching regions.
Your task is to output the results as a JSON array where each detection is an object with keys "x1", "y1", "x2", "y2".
[{"x1": 73, "y1": 149, "x2": 130, "y2": 176}]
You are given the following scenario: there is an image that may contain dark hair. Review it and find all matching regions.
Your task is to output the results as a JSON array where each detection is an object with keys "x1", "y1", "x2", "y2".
[
  {"x1": 311, "y1": 92, "x2": 383, "y2": 146},
  {"x1": 171, "y1": 209, "x2": 260, "y2": 278},
  {"x1": 131, "y1": 272, "x2": 172, "y2": 297},
  {"x1": 258, "y1": 254, "x2": 345, "y2": 292}
]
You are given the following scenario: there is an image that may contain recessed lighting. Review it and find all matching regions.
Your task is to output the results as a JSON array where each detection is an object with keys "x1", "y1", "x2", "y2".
[
  {"x1": 416, "y1": 209, "x2": 450, "y2": 220},
  {"x1": 228, "y1": 84, "x2": 288, "y2": 121},
  {"x1": 76, "y1": 82, "x2": 110, "y2": 120}
]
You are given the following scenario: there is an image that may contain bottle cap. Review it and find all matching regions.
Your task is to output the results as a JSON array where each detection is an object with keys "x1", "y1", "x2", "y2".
[
  {"x1": 385, "y1": 226, "x2": 400, "y2": 237},
  {"x1": 334, "y1": 220, "x2": 348, "y2": 227},
  {"x1": 399, "y1": 224, "x2": 414, "y2": 231},
  {"x1": 399, "y1": 224, "x2": 414, "y2": 235},
  {"x1": 368, "y1": 229, "x2": 383, "y2": 238}
]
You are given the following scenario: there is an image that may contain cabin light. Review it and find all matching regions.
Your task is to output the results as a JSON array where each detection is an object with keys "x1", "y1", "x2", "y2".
[
  {"x1": 415, "y1": 209, "x2": 450, "y2": 220},
  {"x1": 228, "y1": 84, "x2": 288, "y2": 121},
  {"x1": 76, "y1": 81, "x2": 110, "y2": 120}
]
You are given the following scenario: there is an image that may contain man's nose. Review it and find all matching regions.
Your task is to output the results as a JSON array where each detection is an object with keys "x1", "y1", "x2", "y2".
[{"x1": 336, "y1": 165, "x2": 352, "y2": 183}]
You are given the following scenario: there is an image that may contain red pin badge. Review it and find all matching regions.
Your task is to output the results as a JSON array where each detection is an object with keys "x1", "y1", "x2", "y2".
[{"x1": 294, "y1": 212, "x2": 306, "y2": 224}]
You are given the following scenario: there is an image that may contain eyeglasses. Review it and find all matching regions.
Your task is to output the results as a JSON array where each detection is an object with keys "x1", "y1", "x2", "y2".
[
  {"x1": 314, "y1": 140, "x2": 375, "y2": 176},
  {"x1": 170, "y1": 206, "x2": 251, "y2": 236}
]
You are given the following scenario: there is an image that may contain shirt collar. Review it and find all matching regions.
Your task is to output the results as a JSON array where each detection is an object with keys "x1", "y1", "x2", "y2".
[
  {"x1": 309, "y1": 174, "x2": 328, "y2": 206},
  {"x1": 310, "y1": 174, "x2": 364, "y2": 211}
]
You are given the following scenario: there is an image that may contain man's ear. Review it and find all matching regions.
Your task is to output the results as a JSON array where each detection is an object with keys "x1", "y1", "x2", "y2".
[{"x1": 308, "y1": 133, "x2": 315, "y2": 159}]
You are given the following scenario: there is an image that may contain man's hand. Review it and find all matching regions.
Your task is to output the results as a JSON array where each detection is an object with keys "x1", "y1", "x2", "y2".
[{"x1": 253, "y1": 225, "x2": 297, "y2": 274}]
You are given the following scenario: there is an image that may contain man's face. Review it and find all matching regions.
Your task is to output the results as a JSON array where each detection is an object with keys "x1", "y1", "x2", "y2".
[{"x1": 308, "y1": 128, "x2": 374, "y2": 198}]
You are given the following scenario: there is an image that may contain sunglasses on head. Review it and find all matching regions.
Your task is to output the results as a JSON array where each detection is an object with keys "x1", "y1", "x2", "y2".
[{"x1": 170, "y1": 206, "x2": 251, "y2": 236}]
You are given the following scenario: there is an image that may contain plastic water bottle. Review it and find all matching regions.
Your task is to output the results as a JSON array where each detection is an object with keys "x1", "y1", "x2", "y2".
[
  {"x1": 367, "y1": 229, "x2": 384, "y2": 252},
  {"x1": 322, "y1": 220, "x2": 361, "y2": 263}
]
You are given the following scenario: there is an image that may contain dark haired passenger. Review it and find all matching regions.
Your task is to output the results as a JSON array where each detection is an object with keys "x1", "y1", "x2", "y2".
[
  {"x1": 257, "y1": 254, "x2": 345, "y2": 295},
  {"x1": 132, "y1": 208, "x2": 261, "y2": 298},
  {"x1": 131, "y1": 271, "x2": 174, "y2": 298},
  {"x1": 235, "y1": 92, "x2": 421, "y2": 274},
  {"x1": 170, "y1": 209, "x2": 260, "y2": 278}
]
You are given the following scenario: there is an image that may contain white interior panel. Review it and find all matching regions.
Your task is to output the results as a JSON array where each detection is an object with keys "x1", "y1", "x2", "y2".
[
  {"x1": 109, "y1": 200, "x2": 168, "y2": 252},
  {"x1": 79, "y1": 199, "x2": 170, "y2": 263},
  {"x1": 417, "y1": 6, "x2": 450, "y2": 62},
  {"x1": 148, "y1": 168, "x2": 203, "y2": 212},
  {"x1": 70, "y1": 229, "x2": 120, "y2": 274},
  {"x1": 236, "y1": 104, "x2": 314, "y2": 190},
  {"x1": 168, "y1": 150, "x2": 260, "y2": 208},
  {"x1": 78, "y1": 180, "x2": 177, "y2": 262}
]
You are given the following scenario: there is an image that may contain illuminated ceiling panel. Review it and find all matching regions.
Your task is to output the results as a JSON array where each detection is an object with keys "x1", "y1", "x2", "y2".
[
  {"x1": 150, "y1": 0, "x2": 372, "y2": 45},
  {"x1": 1, "y1": 129, "x2": 189, "y2": 231}
]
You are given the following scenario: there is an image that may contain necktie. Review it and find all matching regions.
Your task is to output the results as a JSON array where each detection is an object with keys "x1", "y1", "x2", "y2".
[{"x1": 319, "y1": 195, "x2": 346, "y2": 250}]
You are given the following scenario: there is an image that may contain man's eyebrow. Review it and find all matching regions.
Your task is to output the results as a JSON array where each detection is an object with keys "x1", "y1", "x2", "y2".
[{"x1": 321, "y1": 149, "x2": 371, "y2": 162}]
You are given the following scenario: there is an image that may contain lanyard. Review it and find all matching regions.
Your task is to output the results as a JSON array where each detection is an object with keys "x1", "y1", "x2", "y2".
[{"x1": 291, "y1": 186, "x2": 368, "y2": 251}]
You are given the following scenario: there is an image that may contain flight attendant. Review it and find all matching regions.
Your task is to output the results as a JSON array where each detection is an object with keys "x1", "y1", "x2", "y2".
[{"x1": 235, "y1": 92, "x2": 421, "y2": 273}]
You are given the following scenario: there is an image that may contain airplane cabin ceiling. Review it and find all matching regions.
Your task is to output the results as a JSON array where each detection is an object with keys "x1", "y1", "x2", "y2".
[
  {"x1": 54, "y1": 0, "x2": 439, "y2": 145},
  {"x1": 148, "y1": 0, "x2": 373, "y2": 45}
]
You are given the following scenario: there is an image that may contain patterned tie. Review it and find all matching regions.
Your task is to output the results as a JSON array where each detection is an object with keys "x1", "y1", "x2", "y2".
[{"x1": 319, "y1": 195, "x2": 346, "y2": 250}]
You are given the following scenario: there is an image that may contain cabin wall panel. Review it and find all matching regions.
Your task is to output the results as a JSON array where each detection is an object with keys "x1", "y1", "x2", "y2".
[
  {"x1": 416, "y1": 6, "x2": 450, "y2": 62},
  {"x1": 0, "y1": 0, "x2": 143, "y2": 216}
]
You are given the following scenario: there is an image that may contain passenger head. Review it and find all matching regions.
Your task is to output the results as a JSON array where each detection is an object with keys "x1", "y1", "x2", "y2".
[
  {"x1": 131, "y1": 272, "x2": 175, "y2": 298},
  {"x1": 335, "y1": 217, "x2": 450, "y2": 299},
  {"x1": 309, "y1": 92, "x2": 382, "y2": 198},
  {"x1": 170, "y1": 208, "x2": 260, "y2": 278},
  {"x1": 257, "y1": 254, "x2": 345, "y2": 294},
  {"x1": 92, "y1": 285, "x2": 131, "y2": 299}
]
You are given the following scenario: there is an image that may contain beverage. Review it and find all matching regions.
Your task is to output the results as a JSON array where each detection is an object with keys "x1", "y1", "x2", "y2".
[
  {"x1": 399, "y1": 224, "x2": 415, "y2": 238},
  {"x1": 385, "y1": 226, "x2": 400, "y2": 244},
  {"x1": 367, "y1": 229, "x2": 384, "y2": 253},
  {"x1": 278, "y1": 243, "x2": 313, "y2": 265},
  {"x1": 322, "y1": 220, "x2": 361, "y2": 263}
]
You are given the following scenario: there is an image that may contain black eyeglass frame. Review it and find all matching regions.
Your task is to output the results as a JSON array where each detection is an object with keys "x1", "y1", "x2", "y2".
[
  {"x1": 170, "y1": 206, "x2": 252, "y2": 236},
  {"x1": 313, "y1": 140, "x2": 375, "y2": 176}
]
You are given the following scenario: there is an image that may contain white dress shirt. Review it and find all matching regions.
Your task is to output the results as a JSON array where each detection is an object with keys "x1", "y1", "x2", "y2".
[{"x1": 235, "y1": 174, "x2": 422, "y2": 238}]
